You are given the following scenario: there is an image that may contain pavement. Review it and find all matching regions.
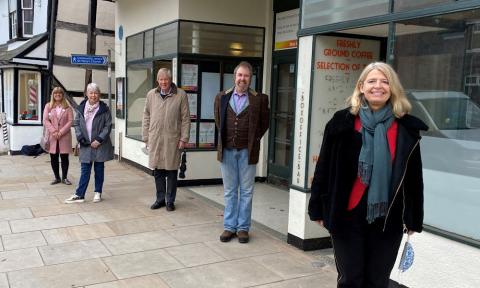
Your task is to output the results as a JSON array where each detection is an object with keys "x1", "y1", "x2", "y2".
[
  {"x1": 0, "y1": 154, "x2": 337, "y2": 288},
  {"x1": 2, "y1": 154, "x2": 480, "y2": 288}
]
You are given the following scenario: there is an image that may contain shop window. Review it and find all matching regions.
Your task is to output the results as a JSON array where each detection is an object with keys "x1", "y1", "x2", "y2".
[
  {"x1": 394, "y1": 0, "x2": 460, "y2": 12},
  {"x1": 301, "y1": 0, "x2": 389, "y2": 29},
  {"x1": 179, "y1": 21, "x2": 264, "y2": 57},
  {"x1": 18, "y1": 70, "x2": 41, "y2": 124},
  {"x1": 154, "y1": 22, "x2": 178, "y2": 57},
  {"x1": 126, "y1": 33, "x2": 144, "y2": 62},
  {"x1": 394, "y1": 9, "x2": 480, "y2": 241},
  {"x1": 180, "y1": 60, "x2": 259, "y2": 150},
  {"x1": 144, "y1": 30, "x2": 153, "y2": 59},
  {"x1": 126, "y1": 62, "x2": 153, "y2": 140}
]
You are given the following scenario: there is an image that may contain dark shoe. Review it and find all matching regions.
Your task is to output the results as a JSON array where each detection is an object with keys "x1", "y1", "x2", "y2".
[
  {"x1": 150, "y1": 201, "x2": 166, "y2": 210},
  {"x1": 166, "y1": 203, "x2": 175, "y2": 212},
  {"x1": 50, "y1": 178, "x2": 61, "y2": 185},
  {"x1": 220, "y1": 230, "x2": 235, "y2": 242},
  {"x1": 237, "y1": 230, "x2": 249, "y2": 243},
  {"x1": 62, "y1": 178, "x2": 72, "y2": 185}
]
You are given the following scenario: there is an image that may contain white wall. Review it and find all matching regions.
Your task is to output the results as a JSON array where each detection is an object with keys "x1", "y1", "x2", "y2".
[
  {"x1": 57, "y1": 0, "x2": 89, "y2": 25},
  {"x1": 96, "y1": 0, "x2": 115, "y2": 31},
  {"x1": 32, "y1": 0, "x2": 49, "y2": 35},
  {"x1": 0, "y1": 0, "x2": 11, "y2": 44},
  {"x1": 178, "y1": 0, "x2": 267, "y2": 27},
  {"x1": 9, "y1": 125, "x2": 42, "y2": 151},
  {"x1": 54, "y1": 29, "x2": 87, "y2": 56}
]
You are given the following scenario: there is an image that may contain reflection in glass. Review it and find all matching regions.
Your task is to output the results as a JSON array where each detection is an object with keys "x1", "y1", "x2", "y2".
[
  {"x1": 126, "y1": 62, "x2": 152, "y2": 140},
  {"x1": 272, "y1": 64, "x2": 295, "y2": 168},
  {"x1": 394, "y1": 9, "x2": 480, "y2": 241}
]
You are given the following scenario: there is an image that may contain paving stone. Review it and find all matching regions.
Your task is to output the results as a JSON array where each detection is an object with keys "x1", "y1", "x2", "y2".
[
  {"x1": 101, "y1": 230, "x2": 180, "y2": 255},
  {"x1": 0, "y1": 183, "x2": 27, "y2": 192},
  {"x1": 0, "y1": 222, "x2": 11, "y2": 235},
  {"x1": 10, "y1": 214, "x2": 85, "y2": 233},
  {"x1": 166, "y1": 223, "x2": 223, "y2": 244},
  {"x1": 0, "y1": 248, "x2": 44, "y2": 272},
  {"x1": 30, "y1": 204, "x2": 83, "y2": 217},
  {"x1": 163, "y1": 209, "x2": 222, "y2": 227},
  {"x1": 85, "y1": 274, "x2": 169, "y2": 288},
  {"x1": 103, "y1": 249, "x2": 183, "y2": 279},
  {"x1": 2, "y1": 231, "x2": 47, "y2": 250},
  {"x1": 166, "y1": 243, "x2": 226, "y2": 267},
  {"x1": 204, "y1": 234, "x2": 283, "y2": 260},
  {"x1": 42, "y1": 223, "x2": 116, "y2": 244},
  {"x1": 38, "y1": 239, "x2": 111, "y2": 265},
  {"x1": 79, "y1": 208, "x2": 147, "y2": 224},
  {"x1": 252, "y1": 252, "x2": 323, "y2": 279},
  {"x1": 10, "y1": 196, "x2": 61, "y2": 208},
  {"x1": 159, "y1": 258, "x2": 283, "y2": 288},
  {"x1": 1, "y1": 189, "x2": 47, "y2": 199},
  {"x1": 105, "y1": 216, "x2": 175, "y2": 235},
  {"x1": 0, "y1": 208, "x2": 33, "y2": 221},
  {"x1": 254, "y1": 272, "x2": 337, "y2": 288},
  {"x1": 8, "y1": 258, "x2": 116, "y2": 288},
  {"x1": 0, "y1": 273, "x2": 8, "y2": 288}
]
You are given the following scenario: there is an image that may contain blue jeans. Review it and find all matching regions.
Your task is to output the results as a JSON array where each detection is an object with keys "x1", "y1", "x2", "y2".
[
  {"x1": 220, "y1": 148, "x2": 256, "y2": 232},
  {"x1": 76, "y1": 162, "x2": 104, "y2": 198}
]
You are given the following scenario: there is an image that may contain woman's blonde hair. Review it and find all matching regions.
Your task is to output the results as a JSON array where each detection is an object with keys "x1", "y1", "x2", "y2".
[
  {"x1": 347, "y1": 62, "x2": 411, "y2": 117},
  {"x1": 49, "y1": 87, "x2": 70, "y2": 109}
]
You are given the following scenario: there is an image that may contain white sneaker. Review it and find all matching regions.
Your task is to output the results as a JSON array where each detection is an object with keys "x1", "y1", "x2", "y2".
[
  {"x1": 93, "y1": 192, "x2": 102, "y2": 203},
  {"x1": 65, "y1": 194, "x2": 85, "y2": 204}
]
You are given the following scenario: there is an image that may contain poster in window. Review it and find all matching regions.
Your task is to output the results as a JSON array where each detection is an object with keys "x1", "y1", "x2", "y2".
[
  {"x1": 186, "y1": 122, "x2": 197, "y2": 148},
  {"x1": 181, "y1": 64, "x2": 198, "y2": 91},
  {"x1": 308, "y1": 35, "x2": 380, "y2": 187},
  {"x1": 116, "y1": 77, "x2": 125, "y2": 118},
  {"x1": 199, "y1": 122, "x2": 215, "y2": 148},
  {"x1": 187, "y1": 93, "x2": 197, "y2": 119}
]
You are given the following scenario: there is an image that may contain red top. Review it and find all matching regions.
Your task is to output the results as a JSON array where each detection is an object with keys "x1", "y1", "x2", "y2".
[{"x1": 347, "y1": 117, "x2": 398, "y2": 210}]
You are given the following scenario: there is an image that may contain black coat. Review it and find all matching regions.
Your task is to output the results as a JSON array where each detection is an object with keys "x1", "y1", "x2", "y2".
[{"x1": 308, "y1": 108, "x2": 428, "y2": 234}]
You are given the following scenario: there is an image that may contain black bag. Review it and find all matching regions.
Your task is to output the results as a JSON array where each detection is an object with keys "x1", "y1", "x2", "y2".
[
  {"x1": 20, "y1": 144, "x2": 45, "y2": 157},
  {"x1": 179, "y1": 150, "x2": 187, "y2": 179}
]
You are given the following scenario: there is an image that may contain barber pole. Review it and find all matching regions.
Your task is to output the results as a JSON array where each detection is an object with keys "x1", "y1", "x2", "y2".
[{"x1": 29, "y1": 84, "x2": 37, "y2": 105}]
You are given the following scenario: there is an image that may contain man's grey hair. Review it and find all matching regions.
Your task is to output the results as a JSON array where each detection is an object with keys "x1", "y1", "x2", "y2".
[
  {"x1": 234, "y1": 61, "x2": 253, "y2": 76},
  {"x1": 157, "y1": 68, "x2": 172, "y2": 79},
  {"x1": 86, "y1": 83, "x2": 101, "y2": 94}
]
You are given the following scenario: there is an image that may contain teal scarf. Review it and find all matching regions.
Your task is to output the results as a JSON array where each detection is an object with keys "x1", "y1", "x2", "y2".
[{"x1": 358, "y1": 104, "x2": 395, "y2": 223}]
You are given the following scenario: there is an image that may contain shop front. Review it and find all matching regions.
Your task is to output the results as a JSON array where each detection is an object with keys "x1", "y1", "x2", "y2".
[
  {"x1": 115, "y1": 0, "x2": 272, "y2": 182},
  {"x1": 290, "y1": 0, "x2": 480, "y2": 249}
]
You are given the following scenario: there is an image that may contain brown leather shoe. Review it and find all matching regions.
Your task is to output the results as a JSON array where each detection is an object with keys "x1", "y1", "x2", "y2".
[
  {"x1": 237, "y1": 230, "x2": 249, "y2": 243},
  {"x1": 220, "y1": 230, "x2": 235, "y2": 242}
]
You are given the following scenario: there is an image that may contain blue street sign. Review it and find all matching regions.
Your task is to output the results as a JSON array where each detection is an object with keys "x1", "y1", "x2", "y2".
[{"x1": 71, "y1": 54, "x2": 108, "y2": 65}]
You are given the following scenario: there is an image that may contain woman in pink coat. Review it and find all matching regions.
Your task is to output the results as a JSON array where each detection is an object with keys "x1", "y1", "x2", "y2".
[{"x1": 43, "y1": 87, "x2": 74, "y2": 185}]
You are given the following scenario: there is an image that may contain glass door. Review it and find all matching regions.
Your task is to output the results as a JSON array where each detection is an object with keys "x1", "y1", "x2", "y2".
[{"x1": 268, "y1": 52, "x2": 296, "y2": 185}]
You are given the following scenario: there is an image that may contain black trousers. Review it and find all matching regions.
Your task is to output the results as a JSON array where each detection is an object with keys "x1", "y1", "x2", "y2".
[
  {"x1": 331, "y1": 193, "x2": 403, "y2": 288},
  {"x1": 154, "y1": 169, "x2": 178, "y2": 204},
  {"x1": 50, "y1": 144, "x2": 69, "y2": 181}
]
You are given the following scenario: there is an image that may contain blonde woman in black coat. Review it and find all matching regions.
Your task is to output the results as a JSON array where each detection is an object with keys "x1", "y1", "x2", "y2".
[{"x1": 308, "y1": 62, "x2": 427, "y2": 288}]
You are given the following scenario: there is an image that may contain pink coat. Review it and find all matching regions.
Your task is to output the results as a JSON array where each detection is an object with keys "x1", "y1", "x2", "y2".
[{"x1": 43, "y1": 103, "x2": 73, "y2": 154}]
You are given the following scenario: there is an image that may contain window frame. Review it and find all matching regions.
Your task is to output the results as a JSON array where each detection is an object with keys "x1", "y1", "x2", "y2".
[
  {"x1": 21, "y1": 0, "x2": 34, "y2": 37},
  {"x1": 17, "y1": 70, "x2": 42, "y2": 125},
  {"x1": 9, "y1": 11, "x2": 17, "y2": 39}
]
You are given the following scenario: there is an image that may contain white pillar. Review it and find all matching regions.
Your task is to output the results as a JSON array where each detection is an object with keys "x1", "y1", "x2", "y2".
[{"x1": 287, "y1": 36, "x2": 330, "y2": 250}]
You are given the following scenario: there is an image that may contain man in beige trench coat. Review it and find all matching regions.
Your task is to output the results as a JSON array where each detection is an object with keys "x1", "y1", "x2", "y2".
[{"x1": 142, "y1": 68, "x2": 190, "y2": 211}]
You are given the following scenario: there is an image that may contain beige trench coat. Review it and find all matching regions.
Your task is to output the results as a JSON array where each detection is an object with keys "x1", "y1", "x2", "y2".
[{"x1": 142, "y1": 84, "x2": 190, "y2": 170}]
